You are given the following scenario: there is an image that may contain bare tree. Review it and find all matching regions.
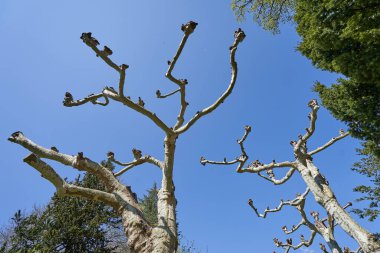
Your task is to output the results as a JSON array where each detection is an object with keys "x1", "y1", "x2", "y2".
[
  {"x1": 8, "y1": 22, "x2": 246, "y2": 253},
  {"x1": 201, "y1": 100, "x2": 380, "y2": 253}
]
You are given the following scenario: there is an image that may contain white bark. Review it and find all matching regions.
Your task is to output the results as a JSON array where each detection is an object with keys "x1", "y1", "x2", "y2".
[
  {"x1": 202, "y1": 100, "x2": 380, "y2": 253},
  {"x1": 9, "y1": 23, "x2": 246, "y2": 253}
]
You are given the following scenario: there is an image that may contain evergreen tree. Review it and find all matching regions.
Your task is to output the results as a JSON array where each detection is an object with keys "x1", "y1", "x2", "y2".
[{"x1": 1, "y1": 162, "x2": 122, "y2": 252}]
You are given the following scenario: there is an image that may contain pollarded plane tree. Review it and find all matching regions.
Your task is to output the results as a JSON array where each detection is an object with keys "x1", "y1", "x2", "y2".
[
  {"x1": 8, "y1": 21, "x2": 246, "y2": 253},
  {"x1": 201, "y1": 100, "x2": 380, "y2": 253}
]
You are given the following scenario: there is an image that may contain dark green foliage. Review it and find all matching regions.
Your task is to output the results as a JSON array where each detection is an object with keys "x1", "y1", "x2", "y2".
[
  {"x1": 314, "y1": 80, "x2": 380, "y2": 151},
  {"x1": 138, "y1": 183, "x2": 159, "y2": 226},
  {"x1": 295, "y1": 0, "x2": 380, "y2": 85},
  {"x1": 352, "y1": 142, "x2": 380, "y2": 221},
  {"x1": 295, "y1": 1, "x2": 380, "y2": 219},
  {"x1": 1, "y1": 162, "x2": 122, "y2": 252},
  {"x1": 231, "y1": 0, "x2": 295, "y2": 33}
]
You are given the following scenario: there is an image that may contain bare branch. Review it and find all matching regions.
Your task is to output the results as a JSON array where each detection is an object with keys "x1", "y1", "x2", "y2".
[
  {"x1": 80, "y1": 32, "x2": 128, "y2": 97},
  {"x1": 102, "y1": 89, "x2": 172, "y2": 133},
  {"x1": 308, "y1": 131, "x2": 350, "y2": 156},
  {"x1": 201, "y1": 126, "x2": 295, "y2": 175},
  {"x1": 24, "y1": 153, "x2": 119, "y2": 208},
  {"x1": 274, "y1": 230, "x2": 317, "y2": 252},
  {"x1": 166, "y1": 21, "x2": 197, "y2": 86},
  {"x1": 176, "y1": 28, "x2": 246, "y2": 134},
  {"x1": 200, "y1": 125, "x2": 251, "y2": 171},
  {"x1": 107, "y1": 150, "x2": 163, "y2": 177},
  {"x1": 63, "y1": 92, "x2": 109, "y2": 107},
  {"x1": 282, "y1": 220, "x2": 305, "y2": 235},
  {"x1": 294, "y1": 99, "x2": 319, "y2": 152},
  {"x1": 164, "y1": 21, "x2": 198, "y2": 129},
  {"x1": 156, "y1": 88, "x2": 181, "y2": 99},
  {"x1": 8, "y1": 132, "x2": 116, "y2": 183},
  {"x1": 77, "y1": 33, "x2": 173, "y2": 134},
  {"x1": 320, "y1": 243, "x2": 329, "y2": 253},
  {"x1": 257, "y1": 167, "x2": 296, "y2": 185},
  {"x1": 248, "y1": 188, "x2": 310, "y2": 218},
  {"x1": 239, "y1": 160, "x2": 295, "y2": 174}
]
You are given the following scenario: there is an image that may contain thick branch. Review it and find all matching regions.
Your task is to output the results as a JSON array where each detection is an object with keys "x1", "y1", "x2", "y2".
[
  {"x1": 308, "y1": 131, "x2": 350, "y2": 156},
  {"x1": 175, "y1": 28, "x2": 246, "y2": 134},
  {"x1": 8, "y1": 132, "x2": 116, "y2": 184},
  {"x1": 24, "y1": 153, "x2": 119, "y2": 207}
]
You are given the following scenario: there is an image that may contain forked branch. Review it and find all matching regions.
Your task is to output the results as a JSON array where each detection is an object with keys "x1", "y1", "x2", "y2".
[
  {"x1": 200, "y1": 125, "x2": 251, "y2": 171},
  {"x1": 8, "y1": 131, "x2": 116, "y2": 184},
  {"x1": 248, "y1": 188, "x2": 310, "y2": 219},
  {"x1": 107, "y1": 150, "x2": 163, "y2": 176},
  {"x1": 175, "y1": 28, "x2": 246, "y2": 134},
  {"x1": 24, "y1": 153, "x2": 118, "y2": 208}
]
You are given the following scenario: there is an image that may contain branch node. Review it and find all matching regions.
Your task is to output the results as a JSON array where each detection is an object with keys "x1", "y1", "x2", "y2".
[
  {"x1": 132, "y1": 148, "x2": 142, "y2": 160},
  {"x1": 51, "y1": 147, "x2": 59, "y2": 152},
  {"x1": 138, "y1": 97, "x2": 145, "y2": 107},
  {"x1": 80, "y1": 32, "x2": 99, "y2": 46},
  {"x1": 63, "y1": 92, "x2": 74, "y2": 106},
  {"x1": 119, "y1": 64, "x2": 129, "y2": 71},
  {"x1": 181, "y1": 21, "x2": 198, "y2": 35}
]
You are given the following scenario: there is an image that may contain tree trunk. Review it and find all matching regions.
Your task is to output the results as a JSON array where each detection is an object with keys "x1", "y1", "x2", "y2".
[{"x1": 298, "y1": 160, "x2": 380, "y2": 253}]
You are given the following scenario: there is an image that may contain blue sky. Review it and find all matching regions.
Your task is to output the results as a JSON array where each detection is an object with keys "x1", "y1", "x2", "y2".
[{"x1": 0, "y1": 1, "x2": 377, "y2": 252}]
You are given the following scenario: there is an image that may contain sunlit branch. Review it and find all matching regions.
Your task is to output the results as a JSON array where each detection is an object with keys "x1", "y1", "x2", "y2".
[
  {"x1": 164, "y1": 21, "x2": 198, "y2": 129},
  {"x1": 77, "y1": 33, "x2": 172, "y2": 134},
  {"x1": 166, "y1": 21, "x2": 197, "y2": 86},
  {"x1": 308, "y1": 131, "x2": 350, "y2": 156},
  {"x1": 274, "y1": 230, "x2": 317, "y2": 252},
  {"x1": 8, "y1": 132, "x2": 115, "y2": 182},
  {"x1": 107, "y1": 150, "x2": 163, "y2": 177},
  {"x1": 63, "y1": 92, "x2": 109, "y2": 107},
  {"x1": 257, "y1": 167, "x2": 296, "y2": 185},
  {"x1": 200, "y1": 125, "x2": 251, "y2": 170},
  {"x1": 176, "y1": 28, "x2": 246, "y2": 134},
  {"x1": 24, "y1": 153, "x2": 118, "y2": 207},
  {"x1": 248, "y1": 188, "x2": 310, "y2": 218},
  {"x1": 294, "y1": 99, "x2": 319, "y2": 152},
  {"x1": 156, "y1": 88, "x2": 181, "y2": 99}
]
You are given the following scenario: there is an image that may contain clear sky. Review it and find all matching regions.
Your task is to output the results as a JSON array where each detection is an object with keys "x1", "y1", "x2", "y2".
[{"x1": 0, "y1": 1, "x2": 377, "y2": 252}]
